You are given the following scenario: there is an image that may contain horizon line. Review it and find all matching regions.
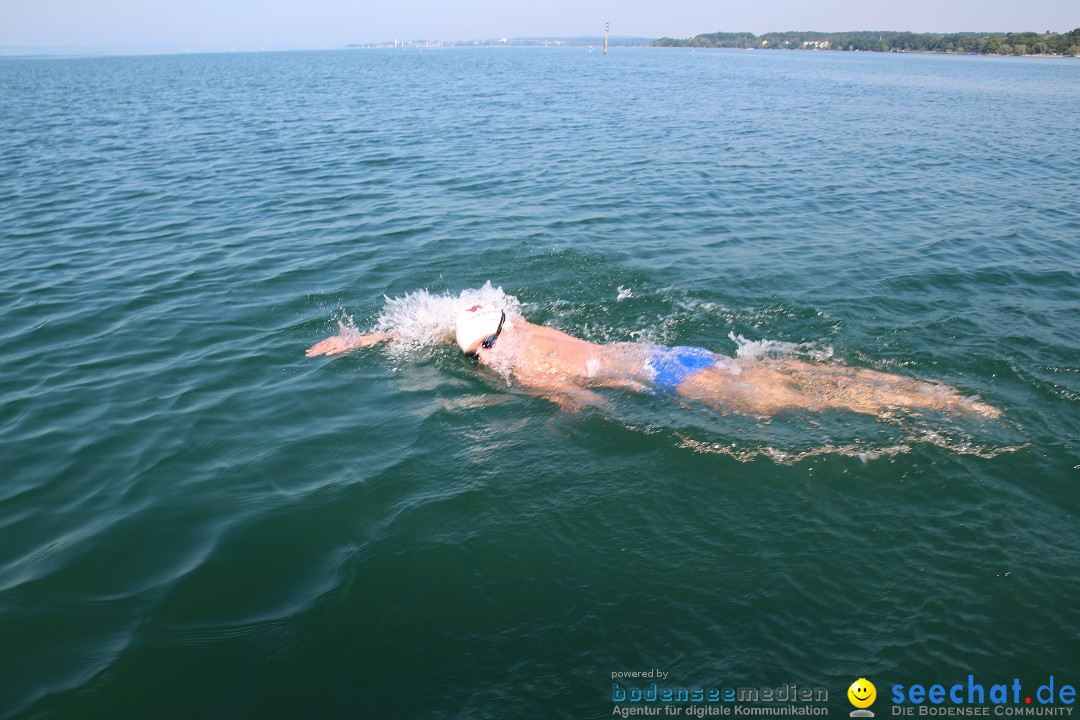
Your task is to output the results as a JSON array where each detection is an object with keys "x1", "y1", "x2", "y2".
[{"x1": 3, "y1": 26, "x2": 1076, "y2": 58}]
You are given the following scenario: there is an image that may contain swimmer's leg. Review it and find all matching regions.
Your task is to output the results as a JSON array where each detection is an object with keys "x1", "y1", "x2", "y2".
[
  {"x1": 776, "y1": 360, "x2": 1001, "y2": 418},
  {"x1": 676, "y1": 359, "x2": 1000, "y2": 418},
  {"x1": 675, "y1": 363, "x2": 805, "y2": 415}
]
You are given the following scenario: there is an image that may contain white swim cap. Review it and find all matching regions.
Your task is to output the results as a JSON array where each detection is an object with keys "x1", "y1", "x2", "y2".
[{"x1": 456, "y1": 304, "x2": 504, "y2": 353}]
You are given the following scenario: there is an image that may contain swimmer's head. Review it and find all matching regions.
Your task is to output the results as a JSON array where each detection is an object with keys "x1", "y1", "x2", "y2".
[{"x1": 456, "y1": 304, "x2": 505, "y2": 356}]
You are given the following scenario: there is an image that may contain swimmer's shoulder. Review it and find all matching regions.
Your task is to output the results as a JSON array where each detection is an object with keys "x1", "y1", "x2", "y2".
[{"x1": 521, "y1": 320, "x2": 586, "y2": 345}]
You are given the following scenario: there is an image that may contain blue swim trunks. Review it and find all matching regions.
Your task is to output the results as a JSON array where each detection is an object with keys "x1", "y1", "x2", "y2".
[{"x1": 646, "y1": 346, "x2": 721, "y2": 393}]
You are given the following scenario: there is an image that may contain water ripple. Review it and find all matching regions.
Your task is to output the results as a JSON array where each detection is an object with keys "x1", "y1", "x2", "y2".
[{"x1": 1, "y1": 48, "x2": 1078, "y2": 719}]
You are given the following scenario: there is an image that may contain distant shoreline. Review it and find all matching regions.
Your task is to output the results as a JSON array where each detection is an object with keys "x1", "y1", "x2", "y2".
[
  {"x1": 5, "y1": 28, "x2": 1079, "y2": 59},
  {"x1": 346, "y1": 36, "x2": 652, "y2": 50},
  {"x1": 653, "y1": 29, "x2": 1080, "y2": 57}
]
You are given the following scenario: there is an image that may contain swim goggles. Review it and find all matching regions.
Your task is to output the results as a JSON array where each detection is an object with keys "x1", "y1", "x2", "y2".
[{"x1": 466, "y1": 311, "x2": 505, "y2": 361}]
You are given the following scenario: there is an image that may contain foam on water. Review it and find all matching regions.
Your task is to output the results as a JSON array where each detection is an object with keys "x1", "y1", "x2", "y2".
[
  {"x1": 729, "y1": 332, "x2": 835, "y2": 363},
  {"x1": 674, "y1": 430, "x2": 1029, "y2": 465}
]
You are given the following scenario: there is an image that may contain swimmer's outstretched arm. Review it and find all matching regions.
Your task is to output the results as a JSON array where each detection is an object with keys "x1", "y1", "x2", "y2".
[
  {"x1": 542, "y1": 386, "x2": 609, "y2": 412},
  {"x1": 305, "y1": 322, "x2": 392, "y2": 357}
]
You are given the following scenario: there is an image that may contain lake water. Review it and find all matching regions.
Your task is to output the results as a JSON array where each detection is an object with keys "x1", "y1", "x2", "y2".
[{"x1": 1, "y1": 47, "x2": 1078, "y2": 719}]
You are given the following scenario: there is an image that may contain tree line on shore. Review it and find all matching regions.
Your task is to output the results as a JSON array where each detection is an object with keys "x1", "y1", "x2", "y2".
[{"x1": 653, "y1": 29, "x2": 1080, "y2": 56}]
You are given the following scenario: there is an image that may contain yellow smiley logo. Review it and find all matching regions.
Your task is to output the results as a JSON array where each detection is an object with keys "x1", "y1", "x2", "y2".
[{"x1": 848, "y1": 678, "x2": 876, "y2": 708}]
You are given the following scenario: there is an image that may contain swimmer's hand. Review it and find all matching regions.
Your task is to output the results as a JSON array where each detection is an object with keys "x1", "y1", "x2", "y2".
[
  {"x1": 305, "y1": 323, "x2": 390, "y2": 357},
  {"x1": 543, "y1": 387, "x2": 608, "y2": 413}
]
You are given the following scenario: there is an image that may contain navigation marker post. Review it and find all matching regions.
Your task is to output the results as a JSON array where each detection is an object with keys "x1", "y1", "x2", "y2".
[{"x1": 604, "y1": 22, "x2": 609, "y2": 55}]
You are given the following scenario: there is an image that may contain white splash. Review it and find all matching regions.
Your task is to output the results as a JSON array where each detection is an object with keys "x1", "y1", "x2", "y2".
[
  {"x1": 368, "y1": 281, "x2": 522, "y2": 358},
  {"x1": 729, "y1": 332, "x2": 834, "y2": 362}
]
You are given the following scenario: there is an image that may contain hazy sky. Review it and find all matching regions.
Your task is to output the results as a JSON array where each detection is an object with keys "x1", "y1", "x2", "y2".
[{"x1": 1, "y1": 0, "x2": 1077, "y2": 50}]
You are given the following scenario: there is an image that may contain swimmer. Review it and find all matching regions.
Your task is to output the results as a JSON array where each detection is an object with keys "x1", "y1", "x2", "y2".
[{"x1": 306, "y1": 303, "x2": 1001, "y2": 418}]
